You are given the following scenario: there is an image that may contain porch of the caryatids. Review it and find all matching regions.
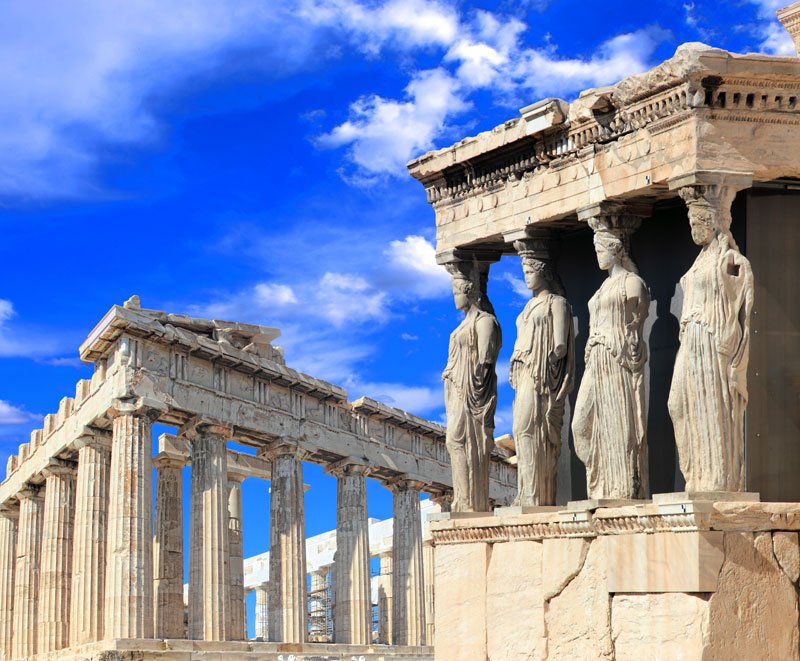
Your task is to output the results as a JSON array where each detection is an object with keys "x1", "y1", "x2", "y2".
[
  {"x1": 153, "y1": 451, "x2": 185, "y2": 639},
  {"x1": 38, "y1": 459, "x2": 77, "y2": 654},
  {"x1": 227, "y1": 467, "x2": 247, "y2": 641},
  {"x1": 327, "y1": 459, "x2": 372, "y2": 645},
  {"x1": 104, "y1": 400, "x2": 162, "y2": 640},
  {"x1": 186, "y1": 421, "x2": 232, "y2": 642},
  {"x1": 440, "y1": 250, "x2": 502, "y2": 513},
  {"x1": 668, "y1": 172, "x2": 754, "y2": 492},
  {"x1": 0, "y1": 504, "x2": 19, "y2": 661},
  {"x1": 70, "y1": 431, "x2": 112, "y2": 646},
  {"x1": 573, "y1": 203, "x2": 651, "y2": 501},
  {"x1": 388, "y1": 476, "x2": 426, "y2": 646},
  {"x1": 265, "y1": 443, "x2": 309, "y2": 643},
  {"x1": 12, "y1": 485, "x2": 44, "y2": 659}
]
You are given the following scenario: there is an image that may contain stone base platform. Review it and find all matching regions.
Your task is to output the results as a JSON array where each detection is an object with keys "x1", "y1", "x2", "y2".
[
  {"x1": 431, "y1": 499, "x2": 800, "y2": 660},
  {"x1": 36, "y1": 639, "x2": 433, "y2": 660}
]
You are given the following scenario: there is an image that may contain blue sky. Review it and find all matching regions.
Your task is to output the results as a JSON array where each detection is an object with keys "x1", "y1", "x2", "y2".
[{"x1": 0, "y1": 0, "x2": 792, "y2": 632}]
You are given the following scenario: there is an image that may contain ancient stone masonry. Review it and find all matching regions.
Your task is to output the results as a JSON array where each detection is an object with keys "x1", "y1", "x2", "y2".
[{"x1": 0, "y1": 299, "x2": 503, "y2": 659}]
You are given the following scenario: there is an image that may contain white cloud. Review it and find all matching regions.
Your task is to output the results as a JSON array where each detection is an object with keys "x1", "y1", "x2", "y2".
[
  {"x1": 749, "y1": 0, "x2": 796, "y2": 54},
  {"x1": 0, "y1": 299, "x2": 66, "y2": 358},
  {"x1": 254, "y1": 283, "x2": 298, "y2": 306},
  {"x1": 0, "y1": 400, "x2": 40, "y2": 425},
  {"x1": 317, "y1": 272, "x2": 389, "y2": 326},
  {"x1": 401, "y1": 333, "x2": 419, "y2": 341},
  {"x1": 498, "y1": 272, "x2": 530, "y2": 300},
  {"x1": 347, "y1": 379, "x2": 442, "y2": 415},
  {"x1": 384, "y1": 235, "x2": 451, "y2": 299}
]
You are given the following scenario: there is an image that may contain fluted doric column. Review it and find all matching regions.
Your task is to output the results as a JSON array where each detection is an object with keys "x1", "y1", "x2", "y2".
[
  {"x1": 423, "y1": 541, "x2": 435, "y2": 647},
  {"x1": 70, "y1": 433, "x2": 111, "y2": 645},
  {"x1": 377, "y1": 553, "x2": 393, "y2": 644},
  {"x1": 153, "y1": 453, "x2": 185, "y2": 639},
  {"x1": 255, "y1": 583, "x2": 269, "y2": 640},
  {"x1": 12, "y1": 486, "x2": 44, "y2": 659},
  {"x1": 0, "y1": 505, "x2": 19, "y2": 661},
  {"x1": 104, "y1": 403, "x2": 158, "y2": 640},
  {"x1": 38, "y1": 460, "x2": 77, "y2": 653},
  {"x1": 227, "y1": 469, "x2": 246, "y2": 641},
  {"x1": 188, "y1": 423, "x2": 231, "y2": 641},
  {"x1": 328, "y1": 460, "x2": 372, "y2": 644},
  {"x1": 309, "y1": 569, "x2": 329, "y2": 642},
  {"x1": 390, "y1": 478, "x2": 426, "y2": 646},
  {"x1": 267, "y1": 445, "x2": 308, "y2": 643}
]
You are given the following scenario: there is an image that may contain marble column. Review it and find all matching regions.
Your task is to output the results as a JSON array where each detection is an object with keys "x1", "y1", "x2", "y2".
[
  {"x1": 12, "y1": 486, "x2": 44, "y2": 659},
  {"x1": 70, "y1": 433, "x2": 111, "y2": 645},
  {"x1": 423, "y1": 541, "x2": 435, "y2": 647},
  {"x1": 329, "y1": 461, "x2": 372, "y2": 644},
  {"x1": 390, "y1": 478, "x2": 426, "y2": 646},
  {"x1": 377, "y1": 553, "x2": 393, "y2": 645},
  {"x1": 38, "y1": 460, "x2": 77, "y2": 653},
  {"x1": 255, "y1": 583, "x2": 269, "y2": 640},
  {"x1": 0, "y1": 505, "x2": 18, "y2": 661},
  {"x1": 267, "y1": 445, "x2": 308, "y2": 643},
  {"x1": 188, "y1": 424, "x2": 231, "y2": 641},
  {"x1": 104, "y1": 404, "x2": 157, "y2": 640},
  {"x1": 227, "y1": 470, "x2": 246, "y2": 641},
  {"x1": 153, "y1": 453, "x2": 185, "y2": 639},
  {"x1": 309, "y1": 569, "x2": 329, "y2": 642}
]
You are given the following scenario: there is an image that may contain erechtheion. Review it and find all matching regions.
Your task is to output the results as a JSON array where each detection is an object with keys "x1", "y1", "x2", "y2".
[{"x1": 4, "y1": 4, "x2": 800, "y2": 659}]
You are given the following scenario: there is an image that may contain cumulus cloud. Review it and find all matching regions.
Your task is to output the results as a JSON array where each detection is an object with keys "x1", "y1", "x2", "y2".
[
  {"x1": 384, "y1": 235, "x2": 451, "y2": 299},
  {"x1": 748, "y1": 0, "x2": 796, "y2": 54},
  {"x1": 0, "y1": 400, "x2": 40, "y2": 425},
  {"x1": 347, "y1": 379, "x2": 442, "y2": 414},
  {"x1": 498, "y1": 272, "x2": 530, "y2": 300}
]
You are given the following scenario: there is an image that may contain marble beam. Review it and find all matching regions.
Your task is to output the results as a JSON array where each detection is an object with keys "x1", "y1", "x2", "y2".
[
  {"x1": 390, "y1": 478, "x2": 426, "y2": 646},
  {"x1": 188, "y1": 423, "x2": 231, "y2": 641},
  {"x1": 104, "y1": 403, "x2": 158, "y2": 640},
  {"x1": 227, "y1": 469, "x2": 246, "y2": 641},
  {"x1": 255, "y1": 582, "x2": 269, "y2": 640},
  {"x1": 12, "y1": 486, "x2": 44, "y2": 659},
  {"x1": 38, "y1": 460, "x2": 77, "y2": 653},
  {"x1": 153, "y1": 453, "x2": 185, "y2": 639},
  {"x1": 267, "y1": 445, "x2": 308, "y2": 643},
  {"x1": 70, "y1": 433, "x2": 111, "y2": 645},
  {"x1": 0, "y1": 505, "x2": 18, "y2": 661},
  {"x1": 328, "y1": 461, "x2": 372, "y2": 645}
]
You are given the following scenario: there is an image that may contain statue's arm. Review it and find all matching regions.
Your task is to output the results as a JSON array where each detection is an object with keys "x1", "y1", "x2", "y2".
[
  {"x1": 551, "y1": 298, "x2": 571, "y2": 361},
  {"x1": 475, "y1": 315, "x2": 500, "y2": 366}
]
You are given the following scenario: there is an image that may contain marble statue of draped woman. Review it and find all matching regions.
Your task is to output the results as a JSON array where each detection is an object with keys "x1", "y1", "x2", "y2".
[
  {"x1": 510, "y1": 252, "x2": 574, "y2": 507},
  {"x1": 668, "y1": 196, "x2": 753, "y2": 491},
  {"x1": 443, "y1": 267, "x2": 501, "y2": 512}
]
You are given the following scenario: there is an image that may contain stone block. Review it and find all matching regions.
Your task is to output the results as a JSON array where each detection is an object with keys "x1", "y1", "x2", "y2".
[
  {"x1": 486, "y1": 540, "x2": 543, "y2": 660},
  {"x1": 604, "y1": 531, "x2": 724, "y2": 592},
  {"x1": 612, "y1": 592, "x2": 710, "y2": 660},
  {"x1": 434, "y1": 542, "x2": 490, "y2": 661},
  {"x1": 773, "y1": 531, "x2": 800, "y2": 583}
]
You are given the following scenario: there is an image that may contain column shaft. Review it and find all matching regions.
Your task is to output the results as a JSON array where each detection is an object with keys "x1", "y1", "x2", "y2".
[
  {"x1": 391, "y1": 481, "x2": 426, "y2": 646},
  {"x1": 255, "y1": 583, "x2": 269, "y2": 640},
  {"x1": 38, "y1": 465, "x2": 77, "y2": 653},
  {"x1": 0, "y1": 507, "x2": 18, "y2": 661},
  {"x1": 188, "y1": 428, "x2": 230, "y2": 641},
  {"x1": 70, "y1": 437, "x2": 111, "y2": 645},
  {"x1": 378, "y1": 554, "x2": 393, "y2": 644},
  {"x1": 267, "y1": 448, "x2": 307, "y2": 643},
  {"x1": 228, "y1": 474, "x2": 246, "y2": 640},
  {"x1": 12, "y1": 487, "x2": 44, "y2": 659},
  {"x1": 332, "y1": 466, "x2": 371, "y2": 644},
  {"x1": 423, "y1": 541, "x2": 435, "y2": 646},
  {"x1": 104, "y1": 410, "x2": 155, "y2": 639},
  {"x1": 153, "y1": 455, "x2": 184, "y2": 639}
]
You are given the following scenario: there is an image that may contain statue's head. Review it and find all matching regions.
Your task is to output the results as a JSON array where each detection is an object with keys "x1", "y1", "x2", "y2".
[
  {"x1": 520, "y1": 256, "x2": 555, "y2": 293},
  {"x1": 679, "y1": 185, "x2": 733, "y2": 248},
  {"x1": 688, "y1": 203, "x2": 716, "y2": 246},
  {"x1": 588, "y1": 213, "x2": 640, "y2": 274},
  {"x1": 592, "y1": 232, "x2": 625, "y2": 270},
  {"x1": 514, "y1": 237, "x2": 564, "y2": 297},
  {"x1": 451, "y1": 275, "x2": 477, "y2": 311}
]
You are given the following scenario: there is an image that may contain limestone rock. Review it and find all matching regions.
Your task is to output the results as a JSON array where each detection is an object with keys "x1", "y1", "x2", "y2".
[
  {"x1": 486, "y1": 540, "x2": 544, "y2": 660},
  {"x1": 773, "y1": 531, "x2": 800, "y2": 583}
]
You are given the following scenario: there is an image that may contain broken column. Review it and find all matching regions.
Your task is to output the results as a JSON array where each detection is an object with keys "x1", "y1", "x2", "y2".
[
  {"x1": 390, "y1": 477, "x2": 426, "y2": 646},
  {"x1": 70, "y1": 432, "x2": 112, "y2": 645},
  {"x1": 37, "y1": 460, "x2": 77, "y2": 653},
  {"x1": 153, "y1": 452, "x2": 185, "y2": 639},
  {"x1": 329, "y1": 460, "x2": 372, "y2": 644},
  {"x1": 12, "y1": 485, "x2": 44, "y2": 659},
  {"x1": 267, "y1": 445, "x2": 308, "y2": 643}
]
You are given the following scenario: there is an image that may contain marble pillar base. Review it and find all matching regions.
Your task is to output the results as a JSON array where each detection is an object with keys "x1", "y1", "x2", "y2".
[{"x1": 430, "y1": 499, "x2": 800, "y2": 661}]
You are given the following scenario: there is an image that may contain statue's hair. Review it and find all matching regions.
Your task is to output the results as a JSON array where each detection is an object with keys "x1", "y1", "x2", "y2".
[{"x1": 588, "y1": 214, "x2": 640, "y2": 274}]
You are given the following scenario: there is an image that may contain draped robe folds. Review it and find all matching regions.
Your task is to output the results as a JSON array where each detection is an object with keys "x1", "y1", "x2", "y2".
[
  {"x1": 443, "y1": 308, "x2": 502, "y2": 512},
  {"x1": 573, "y1": 272, "x2": 649, "y2": 500},
  {"x1": 668, "y1": 236, "x2": 754, "y2": 492},
  {"x1": 510, "y1": 293, "x2": 575, "y2": 506}
]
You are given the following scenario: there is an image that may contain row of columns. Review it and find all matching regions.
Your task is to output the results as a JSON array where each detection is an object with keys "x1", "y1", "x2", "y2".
[{"x1": 0, "y1": 405, "x2": 432, "y2": 656}]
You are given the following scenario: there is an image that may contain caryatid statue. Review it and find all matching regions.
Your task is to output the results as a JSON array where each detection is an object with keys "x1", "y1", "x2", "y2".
[
  {"x1": 442, "y1": 258, "x2": 502, "y2": 513},
  {"x1": 669, "y1": 183, "x2": 754, "y2": 492},
  {"x1": 510, "y1": 236, "x2": 575, "y2": 507},
  {"x1": 572, "y1": 209, "x2": 650, "y2": 500}
]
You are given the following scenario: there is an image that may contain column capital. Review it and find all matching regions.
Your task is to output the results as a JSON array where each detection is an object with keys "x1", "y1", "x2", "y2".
[
  {"x1": 0, "y1": 504, "x2": 19, "y2": 520},
  {"x1": 577, "y1": 200, "x2": 651, "y2": 238},
  {"x1": 108, "y1": 398, "x2": 165, "y2": 422},
  {"x1": 429, "y1": 490, "x2": 453, "y2": 512},
  {"x1": 74, "y1": 427, "x2": 112, "y2": 451},
  {"x1": 435, "y1": 247, "x2": 502, "y2": 267},
  {"x1": 152, "y1": 452, "x2": 185, "y2": 471},
  {"x1": 261, "y1": 442, "x2": 312, "y2": 463},
  {"x1": 325, "y1": 456, "x2": 371, "y2": 478},
  {"x1": 385, "y1": 475, "x2": 426, "y2": 494},
  {"x1": 179, "y1": 417, "x2": 233, "y2": 441},
  {"x1": 16, "y1": 484, "x2": 43, "y2": 501},
  {"x1": 227, "y1": 466, "x2": 248, "y2": 484},
  {"x1": 669, "y1": 170, "x2": 753, "y2": 233},
  {"x1": 42, "y1": 458, "x2": 77, "y2": 479}
]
